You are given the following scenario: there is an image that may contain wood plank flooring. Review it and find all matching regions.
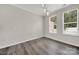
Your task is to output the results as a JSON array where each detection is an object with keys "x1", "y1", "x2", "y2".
[{"x1": 0, "y1": 37, "x2": 79, "y2": 55}]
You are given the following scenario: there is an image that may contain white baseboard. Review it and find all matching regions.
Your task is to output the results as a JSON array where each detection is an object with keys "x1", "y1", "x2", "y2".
[
  {"x1": 45, "y1": 36, "x2": 79, "y2": 47},
  {"x1": 0, "y1": 36, "x2": 43, "y2": 49}
]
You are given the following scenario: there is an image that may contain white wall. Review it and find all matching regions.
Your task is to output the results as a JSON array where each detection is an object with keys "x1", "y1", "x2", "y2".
[
  {"x1": 44, "y1": 4, "x2": 79, "y2": 47},
  {"x1": 0, "y1": 5, "x2": 43, "y2": 49}
]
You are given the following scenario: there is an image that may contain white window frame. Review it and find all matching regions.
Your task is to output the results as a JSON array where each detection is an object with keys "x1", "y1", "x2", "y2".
[
  {"x1": 49, "y1": 15, "x2": 57, "y2": 33},
  {"x1": 62, "y1": 9, "x2": 79, "y2": 36}
]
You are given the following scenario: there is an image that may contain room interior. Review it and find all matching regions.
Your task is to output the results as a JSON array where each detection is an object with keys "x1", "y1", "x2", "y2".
[{"x1": 0, "y1": 4, "x2": 79, "y2": 55}]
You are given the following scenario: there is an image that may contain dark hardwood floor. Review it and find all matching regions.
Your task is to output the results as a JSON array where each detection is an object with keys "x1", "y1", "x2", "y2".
[{"x1": 0, "y1": 37, "x2": 79, "y2": 55}]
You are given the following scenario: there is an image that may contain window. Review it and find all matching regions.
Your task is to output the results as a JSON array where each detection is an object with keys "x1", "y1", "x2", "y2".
[
  {"x1": 49, "y1": 15, "x2": 57, "y2": 33},
  {"x1": 63, "y1": 9, "x2": 78, "y2": 35}
]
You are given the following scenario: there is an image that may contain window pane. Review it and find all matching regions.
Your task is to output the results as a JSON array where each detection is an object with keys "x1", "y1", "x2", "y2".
[
  {"x1": 63, "y1": 9, "x2": 78, "y2": 35},
  {"x1": 49, "y1": 16, "x2": 57, "y2": 33},
  {"x1": 64, "y1": 23, "x2": 77, "y2": 30},
  {"x1": 54, "y1": 25, "x2": 56, "y2": 29},
  {"x1": 64, "y1": 23, "x2": 77, "y2": 34},
  {"x1": 50, "y1": 16, "x2": 57, "y2": 24},
  {"x1": 64, "y1": 10, "x2": 77, "y2": 23}
]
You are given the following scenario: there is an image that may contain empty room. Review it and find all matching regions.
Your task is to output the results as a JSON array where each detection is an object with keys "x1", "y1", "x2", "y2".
[{"x1": 0, "y1": 4, "x2": 79, "y2": 55}]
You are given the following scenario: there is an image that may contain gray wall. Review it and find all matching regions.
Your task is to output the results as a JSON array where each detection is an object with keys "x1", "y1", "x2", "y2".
[
  {"x1": 44, "y1": 4, "x2": 79, "y2": 47},
  {"x1": 0, "y1": 5, "x2": 43, "y2": 48}
]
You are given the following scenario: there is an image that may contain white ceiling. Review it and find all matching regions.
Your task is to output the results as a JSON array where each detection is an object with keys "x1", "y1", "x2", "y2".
[{"x1": 13, "y1": 4, "x2": 70, "y2": 16}]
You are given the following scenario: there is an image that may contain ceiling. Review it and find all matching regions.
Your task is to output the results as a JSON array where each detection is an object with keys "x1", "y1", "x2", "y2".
[{"x1": 13, "y1": 4, "x2": 70, "y2": 16}]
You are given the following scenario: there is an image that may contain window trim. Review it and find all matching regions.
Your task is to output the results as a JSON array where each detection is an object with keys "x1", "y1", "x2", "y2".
[
  {"x1": 48, "y1": 15, "x2": 57, "y2": 33},
  {"x1": 62, "y1": 9, "x2": 79, "y2": 36}
]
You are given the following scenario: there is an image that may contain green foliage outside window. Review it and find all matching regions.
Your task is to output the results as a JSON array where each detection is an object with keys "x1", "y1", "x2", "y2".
[
  {"x1": 64, "y1": 10, "x2": 77, "y2": 30},
  {"x1": 64, "y1": 10, "x2": 77, "y2": 23}
]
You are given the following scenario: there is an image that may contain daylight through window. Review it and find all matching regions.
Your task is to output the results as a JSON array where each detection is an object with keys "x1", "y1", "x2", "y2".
[
  {"x1": 63, "y1": 9, "x2": 78, "y2": 35},
  {"x1": 49, "y1": 16, "x2": 57, "y2": 33}
]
